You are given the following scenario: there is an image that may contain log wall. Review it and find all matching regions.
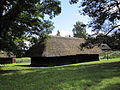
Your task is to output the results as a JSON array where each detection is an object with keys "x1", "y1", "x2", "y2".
[{"x1": 30, "y1": 54, "x2": 99, "y2": 66}]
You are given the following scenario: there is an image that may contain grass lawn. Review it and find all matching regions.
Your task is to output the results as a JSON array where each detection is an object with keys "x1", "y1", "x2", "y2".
[{"x1": 0, "y1": 58, "x2": 120, "y2": 90}]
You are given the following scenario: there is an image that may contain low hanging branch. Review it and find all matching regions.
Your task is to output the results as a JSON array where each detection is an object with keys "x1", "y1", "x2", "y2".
[{"x1": 106, "y1": 24, "x2": 120, "y2": 35}]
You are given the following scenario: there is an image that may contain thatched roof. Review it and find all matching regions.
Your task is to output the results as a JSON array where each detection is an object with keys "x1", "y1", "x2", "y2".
[
  {"x1": 25, "y1": 36, "x2": 102, "y2": 57},
  {"x1": 0, "y1": 51, "x2": 15, "y2": 58},
  {"x1": 99, "y1": 44, "x2": 111, "y2": 50}
]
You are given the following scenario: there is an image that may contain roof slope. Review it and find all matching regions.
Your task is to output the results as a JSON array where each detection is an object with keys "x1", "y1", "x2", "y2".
[
  {"x1": 25, "y1": 36, "x2": 102, "y2": 57},
  {"x1": 99, "y1": 44, "x2": 111, "y2": 50},
  {"x1": 0, "y1": 51, "x2": 15, "y2": 58}
]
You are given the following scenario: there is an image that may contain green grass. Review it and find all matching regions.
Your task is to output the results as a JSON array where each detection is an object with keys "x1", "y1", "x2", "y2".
[
  {"x1": 0, "y1": 58, "x2": 120, "y2": 90},
  {"x1": 16, "y1": 58, "x2": 31, "y2": 63}
]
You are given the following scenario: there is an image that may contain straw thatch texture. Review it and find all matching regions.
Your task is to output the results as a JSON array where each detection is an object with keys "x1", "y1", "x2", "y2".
[
  {"x1": 25, "y1": 36, "x2": 102, "y2": 57},
  {"x1": 0, "y1": 51, "x2": 15, "y2": 58},
  {"x1": 99, "y1": 44, "x2": 111, "y2": 50}
]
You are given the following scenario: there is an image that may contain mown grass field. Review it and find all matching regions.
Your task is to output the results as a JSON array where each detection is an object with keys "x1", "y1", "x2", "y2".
[{"x1": 0, "y1": 58, "x2": 120, "y2": 90}]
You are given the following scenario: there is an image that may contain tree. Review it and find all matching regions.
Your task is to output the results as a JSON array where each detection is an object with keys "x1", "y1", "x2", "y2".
[
  {"x1": 70, "y1": 0, "x2": 120, "y2": 34},
  {"x1": 56, "y1": 30, "x2": 60, "y2": 36},
  {"x1": 72, "y1": 21, "x2": 87, "y2": 38},
  {"x1": 110, "y1": 31, "x2": 120, "y2": 50},
  {"x1": 0, "y1": 0, "x2": 61, "y2": 55}
]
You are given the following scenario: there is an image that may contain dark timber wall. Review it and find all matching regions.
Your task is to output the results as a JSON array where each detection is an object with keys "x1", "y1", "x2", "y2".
[
  {"x1": 0, "y1": 57, "x2": 16, "y2": 64},
  {"x1": 30, "y1": 54, "x2": 99, "y2": 66}
]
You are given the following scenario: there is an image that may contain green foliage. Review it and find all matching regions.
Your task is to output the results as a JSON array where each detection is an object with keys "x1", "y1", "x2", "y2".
[
  {"x1": 38, "y1": 33, "x2": 52, "y2": 45},
  {"x1": 81, "y1": 31, "x2": 120, "y2": 50},
  {"x1": 110, "y1": 31, "x2": 120, "y2": 50},
  {"x1": 70, "y1": 0, "x2": 120, "y2": 34},
  {"x1": 72, "y1": 21, "x2": 87, "y2": 38},
  {"x1": 0, "y1": 58, "x2": 120, "y2": 90},
  {"x1": 0, "y1": 0, "x2": 61, "y2": 55},
  {"x1": 56, "y1": 30, "x2": 60, "y2": 36}
]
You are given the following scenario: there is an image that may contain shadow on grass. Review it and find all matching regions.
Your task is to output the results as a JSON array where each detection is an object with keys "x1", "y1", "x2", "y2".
[
  {"x1": 0, "y1": 70, "x2": 20, "y2": 74},
  {"x1": 15, "y1": 65, "x2": 31, "y2": 67},
  {"x1": 0, "y1": 69, "x2": 35, "y2": 74}
]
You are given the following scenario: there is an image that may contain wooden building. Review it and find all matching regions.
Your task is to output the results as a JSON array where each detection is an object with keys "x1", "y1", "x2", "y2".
[
  {"x1": 25, "y1": 36, "x2": 102, "y2": 66},
  {"x1": 0, "y1": 51, "x2": 16, "y2": 64},
  {"x1": 99, "y1": 44, "x2": 111, "y2": 51}
]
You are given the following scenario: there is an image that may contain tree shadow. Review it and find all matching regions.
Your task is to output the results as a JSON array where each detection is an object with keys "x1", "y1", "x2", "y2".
[
  {"x1": 15, "y1": 65, "x2": 31, "y2": 67},
  {"x1": 0, "y1": 70, "x2": 19, "y2": 74}
]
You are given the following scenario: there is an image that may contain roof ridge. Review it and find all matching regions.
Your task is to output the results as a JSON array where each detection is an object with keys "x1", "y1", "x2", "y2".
[{"x1": 50, "y1": 35, "x2": 84, "y2": 40}]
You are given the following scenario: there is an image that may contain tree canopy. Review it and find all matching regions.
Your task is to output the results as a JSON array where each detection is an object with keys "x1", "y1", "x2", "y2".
[
  {"x1": 70, "y1": 0, "x2": 120, "y2": 34},
  {"x1": 72, "y1": 21, "x2": 87, "y2": 39},
  {"x1": 0, "y1": 0, "x2": 61, "y2": 56}
]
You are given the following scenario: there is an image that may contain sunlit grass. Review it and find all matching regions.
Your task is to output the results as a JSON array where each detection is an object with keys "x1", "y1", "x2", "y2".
[
  {"x1": 16, "y1": 58, "x2": 31, "y2": 63},
  {"x1": 0, "y1": 58, "x2": 120, "y2": 90}
]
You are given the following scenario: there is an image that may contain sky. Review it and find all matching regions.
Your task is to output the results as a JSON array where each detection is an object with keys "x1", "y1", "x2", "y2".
[{"x1": 50, "y1": 0, "x2": 91, "y2": 37}]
